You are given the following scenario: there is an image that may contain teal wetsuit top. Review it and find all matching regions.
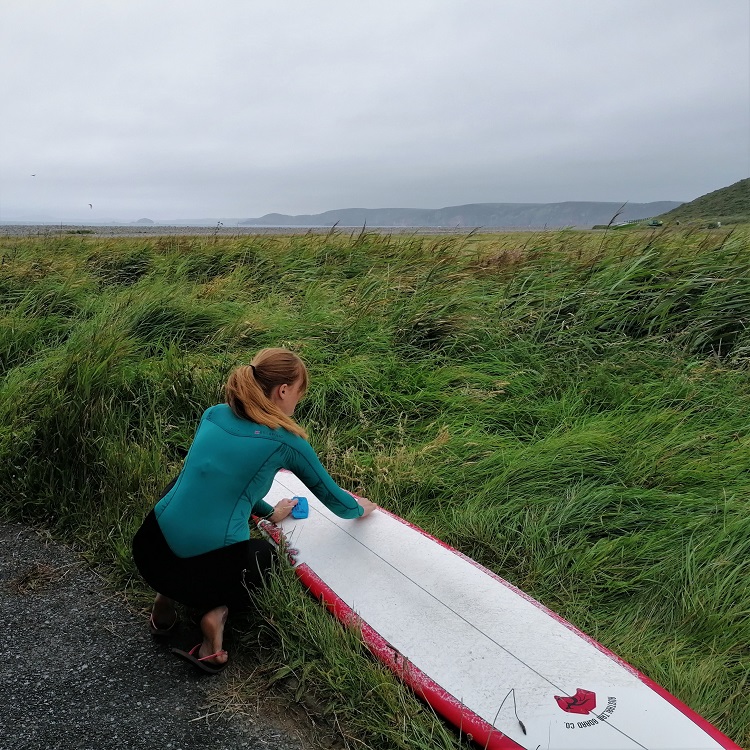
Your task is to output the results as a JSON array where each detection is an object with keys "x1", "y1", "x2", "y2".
[{"x1": 154, "y1": 404, "x2": 363, "y2": 557}]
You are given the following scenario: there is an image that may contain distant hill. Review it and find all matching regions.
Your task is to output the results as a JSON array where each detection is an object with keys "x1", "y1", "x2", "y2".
[
  {"x1": 656, "y1": 178, "x2": 749, "y2": 225},
  {"x1": 131, "y1": 218, "x2": 155, "y2": 225},
  {"x1": 240, "y1": 201, "x2": 682, "y2": 229}
]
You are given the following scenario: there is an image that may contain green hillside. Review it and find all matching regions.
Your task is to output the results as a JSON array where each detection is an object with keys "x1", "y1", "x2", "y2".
[{"x1": 658, "y1": 178, "x2": 749, "y2": 225}]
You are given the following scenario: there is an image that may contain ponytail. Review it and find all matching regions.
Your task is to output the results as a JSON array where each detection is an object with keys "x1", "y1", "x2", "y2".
[{"x1": 225, "y1": 348, "x2": 309, "y2": 439}]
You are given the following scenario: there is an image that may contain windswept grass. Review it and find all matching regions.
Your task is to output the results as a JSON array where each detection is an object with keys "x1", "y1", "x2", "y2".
[{"x1": 0, "y1": 226, "x2": 747, "y2": 748}]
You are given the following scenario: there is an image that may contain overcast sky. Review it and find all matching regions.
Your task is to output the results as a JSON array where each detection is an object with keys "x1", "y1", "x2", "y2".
[{"x1": 1, "y1": 0, "x2": 748, "y2": 222}]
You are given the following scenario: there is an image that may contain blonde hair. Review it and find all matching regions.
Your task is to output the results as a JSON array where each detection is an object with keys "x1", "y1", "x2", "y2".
[{"x1": 225, "y1": 348, "x2": 309, "y2": 438}]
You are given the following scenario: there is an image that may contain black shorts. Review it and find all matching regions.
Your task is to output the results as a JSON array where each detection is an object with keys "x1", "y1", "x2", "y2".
[{"x1": 132, "y1": 509, "x2": 276, "y2": 612}]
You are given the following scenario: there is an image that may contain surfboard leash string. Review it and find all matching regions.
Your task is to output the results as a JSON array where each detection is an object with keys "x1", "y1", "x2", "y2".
[{"x1": 490, "y1": 688, "x2": 527, "y2": 738}]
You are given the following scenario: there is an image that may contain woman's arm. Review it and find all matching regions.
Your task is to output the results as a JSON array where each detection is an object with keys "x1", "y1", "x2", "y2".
[
  {"x1": 268, "y1": 497, "x2": 298, "y2": 522},
  {"x1": 285, "y1": 439, "x2": 377, "y2": 518},
  {"x1": 354, "y1": 497, "x2": 377, "y2": 516},
  {"x1": 267, "y1": 495, "x2": 376, "y2": 524}
]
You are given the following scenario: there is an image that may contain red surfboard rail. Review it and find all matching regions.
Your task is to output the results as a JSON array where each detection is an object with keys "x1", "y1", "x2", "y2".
[
  {"x1": 258, "y1": 516, "x2": 526, "y2": 750},
  {"x1": 257, "y1": 473, "x2": 742, "y2": 750},
  {"x1": 369, "y1": 507, "x2": 741, "y2": 750}
]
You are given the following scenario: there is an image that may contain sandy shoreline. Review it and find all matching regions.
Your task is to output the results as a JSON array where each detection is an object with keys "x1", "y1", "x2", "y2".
[{"x1": 0, "y1": 223, "x2": 531, "y2": 238}]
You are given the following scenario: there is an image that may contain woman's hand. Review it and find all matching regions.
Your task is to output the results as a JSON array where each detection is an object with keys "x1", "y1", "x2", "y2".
[
  {"x1": 357, "y1": 498, "x2": 378, "y2": 517},
  {"x1": 269, "y1": 497, "x2": 298, "y2": 523}
]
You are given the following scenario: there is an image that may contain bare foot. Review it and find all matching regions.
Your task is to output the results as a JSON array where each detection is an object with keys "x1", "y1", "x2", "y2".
[
  {"x1": 199, "y1": 605, "x2": 229, "y2": 665},
  {"x1": 151, "y1": 593, "x2": 177, "y2": 630}
]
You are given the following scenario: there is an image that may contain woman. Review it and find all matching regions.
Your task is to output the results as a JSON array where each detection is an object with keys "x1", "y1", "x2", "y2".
[{"x1": 132, "y1": 347, "x2": 377, "y2": 673}]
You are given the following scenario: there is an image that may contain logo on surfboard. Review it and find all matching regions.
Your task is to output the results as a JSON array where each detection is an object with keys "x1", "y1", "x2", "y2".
[{"x1": 554, "y1": 688, "x2": 597, "y2": 714}]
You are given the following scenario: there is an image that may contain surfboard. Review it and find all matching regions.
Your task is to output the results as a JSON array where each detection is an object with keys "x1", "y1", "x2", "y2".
[{"x1": 259, "y1": 470, "x2": 740, "y2": 750}]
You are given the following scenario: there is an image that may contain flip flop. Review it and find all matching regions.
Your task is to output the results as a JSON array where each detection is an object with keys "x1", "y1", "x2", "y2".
[
  {"x1": 171, "y1": 644, "x2": 228, "y2": 675},
  {"x1": 149, "y1": 612, "x2": 177, "y2": 637}
]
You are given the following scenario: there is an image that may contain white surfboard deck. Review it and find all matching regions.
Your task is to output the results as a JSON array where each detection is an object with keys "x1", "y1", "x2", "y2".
[{"x1": 260, "y1": 471, "x2": 739, "y2": 750}]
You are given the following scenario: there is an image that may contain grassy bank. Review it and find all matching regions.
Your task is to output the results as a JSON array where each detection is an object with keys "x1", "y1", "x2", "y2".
[{"x1": 1, "y1": 227, "x2": 748, "y2": 748}]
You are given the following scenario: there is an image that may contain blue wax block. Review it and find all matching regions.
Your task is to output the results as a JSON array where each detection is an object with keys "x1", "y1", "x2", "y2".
[{"x1": 291, "y1": 496, "x2": 309, "y2": 519}]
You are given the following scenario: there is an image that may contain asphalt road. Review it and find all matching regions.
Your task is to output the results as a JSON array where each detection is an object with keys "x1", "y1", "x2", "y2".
[{"x1": 0, "y1": 521, "x2": 314, "y2": 750}]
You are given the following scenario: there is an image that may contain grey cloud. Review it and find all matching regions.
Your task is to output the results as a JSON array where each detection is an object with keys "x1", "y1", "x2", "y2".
[{"x1": 1, "y1": 0, "x2": 747, "y2": 222}]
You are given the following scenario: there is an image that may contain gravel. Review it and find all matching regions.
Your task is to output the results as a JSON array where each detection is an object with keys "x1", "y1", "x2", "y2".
[{"x1": 0, "y1": 522, "x2": 315, "y2": 750}]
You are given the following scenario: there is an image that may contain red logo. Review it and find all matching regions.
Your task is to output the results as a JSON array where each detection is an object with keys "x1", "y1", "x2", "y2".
[{"x1": 554, "y1": 688, "x2": 597, "y2": 715}]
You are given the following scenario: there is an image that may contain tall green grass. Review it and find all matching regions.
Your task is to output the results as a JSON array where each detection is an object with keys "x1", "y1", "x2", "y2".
[{"x1": 0, "y1": 227, "x2": 747, "y2": 748}]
